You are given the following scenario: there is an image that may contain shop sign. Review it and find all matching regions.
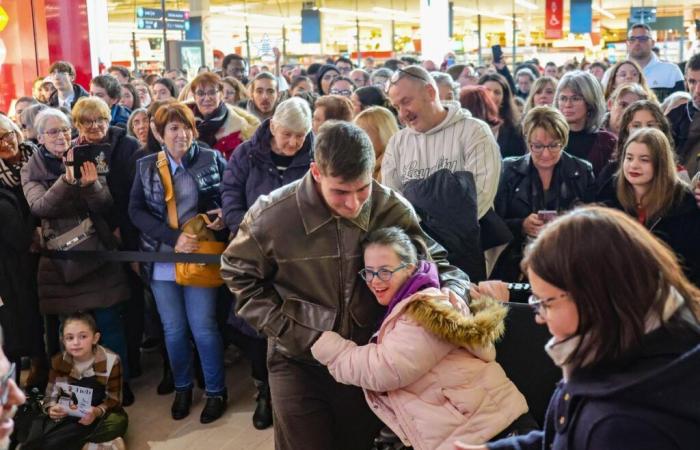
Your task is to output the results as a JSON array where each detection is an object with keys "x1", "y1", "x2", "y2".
[
  {"x1": 545, "y1": 0, "x2": 563, "y2": 39},
  {"x1": 136, "y1": 7, "x2": 163, "y2": 20}
]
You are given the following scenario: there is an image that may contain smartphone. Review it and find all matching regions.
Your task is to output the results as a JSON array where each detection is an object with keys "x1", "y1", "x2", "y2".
[
  {"x1": 491, "y1": 45, "x2": 504, "y2": 63},
  {"x1": 537, "y1": 210, "x2": 558, "y2": 224},
  {"x1": 71, "y1": 143, "x2": 109, "y2": 179}
]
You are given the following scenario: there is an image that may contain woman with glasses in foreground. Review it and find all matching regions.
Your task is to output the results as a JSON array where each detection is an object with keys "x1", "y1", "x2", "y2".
[
  {"x1": 492, "y1": 106, "x2": 594, "y2": 281},
  {"x1": 312, "y1": 227, "x2": 530, "y2": 450},
  {"x1": 457, "y1": 206, "x2": 700, "y2": 450}
]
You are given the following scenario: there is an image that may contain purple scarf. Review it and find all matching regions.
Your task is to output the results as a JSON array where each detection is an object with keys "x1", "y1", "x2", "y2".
[{"x1": 380, "y1": 260, "x2": 440, "y2": 326}]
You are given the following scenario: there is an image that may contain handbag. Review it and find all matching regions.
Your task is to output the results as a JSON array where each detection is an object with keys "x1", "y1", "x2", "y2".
[
  {"x1": 43, "y1": 216, "x2": 108, "y2": 283},
  {"x1": 156, "y1": 151, "x2": 225, "y2": 288}
]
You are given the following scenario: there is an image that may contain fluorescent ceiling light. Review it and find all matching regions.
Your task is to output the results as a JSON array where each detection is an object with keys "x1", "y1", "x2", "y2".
[
  {"x1": 371, "y1": 7, "x2": 420, "y2": 20},
  {"x1": 515, "y1": 0, "x2": 538, "y2": 11},
  {"x1": 215, "y1": 11, "x2": 300, "y2": 24},
  {"x1": 591, "y1": 5, "x2": 615, "y2": 19},
  {"x1": 453, "y1": 6, "x2": 521, "y2": 22}
]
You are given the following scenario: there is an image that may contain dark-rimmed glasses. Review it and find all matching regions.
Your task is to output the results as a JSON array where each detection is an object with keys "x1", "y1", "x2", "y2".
[
  {"x1": 528, "y1": 293, "x2": 568, "y2": 317},
  {"x1": 529, "y1": 142, "x2": 563, "y2": 154},
  {"x1": 628, "y1": 36, "x2": 651, "y2": 43},
  {"x1": 359, "y1": 264, "x2": 407, "y2": 283}
]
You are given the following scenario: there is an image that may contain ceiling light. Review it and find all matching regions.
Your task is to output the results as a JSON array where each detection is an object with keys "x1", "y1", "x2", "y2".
[
  {"x1": 592, "y1": 5, "x2": 615, "y2": 19},
  {"x1": 371, "y1": 7, "x2": 420, "y2": 20},
  {"x1": 515, "y1": 0, "x2": 538, "y2": 11},
  {"x1": 453, "y1": 6, "x2": 521, "y2": 22}
]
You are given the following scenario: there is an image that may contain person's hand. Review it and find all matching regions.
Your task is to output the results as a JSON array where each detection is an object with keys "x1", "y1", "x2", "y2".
[
  {"x1": 470, "y1": 280, "x2": 510, "y2": 302},
  {"x1": 694, "y1": 179, "x2": 700, "y2": 208},
  {"x1": 493, "y1": 59, "x2": 506, "y2": 70},
  {"x1": 78, "y1": 407, "x2": 100, "y2": 426},
  {"x1": 48, "y1": 404, "x2": 67, "y2": 420},
  {"x1": 442, "y1": 287, "x2": 470, "y2": 316},
  {"x1": 174, "y1": 232, "x2": 199, "y2": 253},
  {"x1": 522, "y1": 213, "x2": 544, "y2": 238},
  {"x1": 454, "y1": 442, "x2": 488, "y2": 450},
  {"x1": 273, "y1": 47, "x2": 282, "y2": 63},
  {"x1": 205, "y1": 208, "x2": 226, "y2": 231},
  {"x1": 63, "y1": 148, "x2": 76, "y2": 183},
  {"x1": 78, "y1": 161, "x2": 98, "y2": 186}
]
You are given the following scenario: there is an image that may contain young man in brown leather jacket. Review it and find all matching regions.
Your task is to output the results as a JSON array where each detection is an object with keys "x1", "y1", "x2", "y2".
[{"x1": 221, "y1": 121, "x2": 470, "y2": 450}]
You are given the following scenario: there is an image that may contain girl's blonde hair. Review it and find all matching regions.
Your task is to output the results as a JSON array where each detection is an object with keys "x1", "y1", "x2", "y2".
[
  {"x1": 353, "y1": 106, "x2": 399, "y2": 156},
  {"x1": 616, "y1": 127, "x2": 686, "y2": 222},
  {"x1": 523, "y1": 76, "x2": 557, "y2": 116}
]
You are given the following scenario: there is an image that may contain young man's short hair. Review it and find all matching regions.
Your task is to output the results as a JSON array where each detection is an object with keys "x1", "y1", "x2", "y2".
[
  {"x1": 48, "y1": 61, "x2": 76, "y2": 78},
  {"x1": 91, "y1": 74, "x2": 122, "y2": 100},
  {"x1": 686, "y1": 53, "x2": 700, "y2": 74},
  {"x1": 314, "y1": 121, "x2": 374, "y2": 181},
  {"x1": 108, "y1": 65, "x2": 131, "y2": 81}
]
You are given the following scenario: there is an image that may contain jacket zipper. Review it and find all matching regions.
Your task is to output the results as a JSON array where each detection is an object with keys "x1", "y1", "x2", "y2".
[{"x1": 335, "y1": 218, "x2": 344, "y2": 333}]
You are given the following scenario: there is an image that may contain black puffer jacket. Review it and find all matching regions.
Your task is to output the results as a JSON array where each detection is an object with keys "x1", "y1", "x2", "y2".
[
  {"x1": 493, "y1": 152, "x2": 595, "y2": 279},
  {"x1": 403, "y1": 169, "x2": 485, "y2": 282}
]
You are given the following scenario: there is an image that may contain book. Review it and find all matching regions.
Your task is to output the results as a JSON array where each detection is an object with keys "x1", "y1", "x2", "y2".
[{"x1": 54, "y1": 382, "x2": 93, "y2": 418}]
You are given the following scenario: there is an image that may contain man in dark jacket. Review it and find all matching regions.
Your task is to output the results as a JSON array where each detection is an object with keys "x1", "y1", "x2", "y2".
[
  {"x1": 221, "y1": 122, "x2": 470, "y2": 450},
  {"x1": 47, "y1": 61, "x2": 89, "y2": 111},
  {"x1": 90, "y1": 75, "x2": 131, "y2": 128},
  {"x1": 667, "y1": 53, "x2": 700, "y2": 177}
]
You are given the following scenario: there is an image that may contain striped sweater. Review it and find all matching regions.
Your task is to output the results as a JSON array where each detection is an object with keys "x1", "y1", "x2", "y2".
[
  {"x1": 44, "y1": 345, "x2": 123, "y2": 413},
  {"x1": 381, "y1": 102, "x2": 501, "y2": 219}
]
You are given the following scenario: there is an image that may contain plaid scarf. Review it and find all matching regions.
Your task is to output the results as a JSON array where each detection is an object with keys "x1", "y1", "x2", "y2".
[{"x1": 0, "y1": 141, "x2": 37, "y2": 189}]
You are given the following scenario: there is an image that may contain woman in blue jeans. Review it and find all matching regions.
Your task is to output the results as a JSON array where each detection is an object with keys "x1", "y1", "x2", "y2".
[{"x1": 129, "y1": 102, "x2": 228, "y2": 423}]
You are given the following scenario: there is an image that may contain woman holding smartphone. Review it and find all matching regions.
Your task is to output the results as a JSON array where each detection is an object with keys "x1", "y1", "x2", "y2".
[{"x1": 493, "y1": 106, "x2": 595, "y2": 280}]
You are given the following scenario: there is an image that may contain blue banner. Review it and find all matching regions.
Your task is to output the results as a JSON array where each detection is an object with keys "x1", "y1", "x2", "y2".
[
  {"x1": 301, "y1": 9, "x2": 321, "y2": 44},
  {"x1": 570, "y1": 0, "x2": 592, "y2": 34}
]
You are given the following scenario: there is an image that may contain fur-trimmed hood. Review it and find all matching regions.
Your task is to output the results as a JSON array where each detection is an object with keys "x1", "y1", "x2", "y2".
[
  {"x1": 185, "y1": 101, "x2": 259, "y2": 142},
  {"x1": 392, "y1": 288, "x2": 507, "y2": 351}
]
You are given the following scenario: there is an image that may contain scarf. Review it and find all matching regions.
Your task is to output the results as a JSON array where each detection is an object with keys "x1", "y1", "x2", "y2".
[
  {"x1": 0, "y1": 142, "x2": 37, "y2": 189},
  {"x1": 381, "y1": 260, "x2": 440, "y2": 324},
  {"x1": 195, "y1": 102, "x2": 228, "y2": 147},
  {"x1": 545, "y1": 287, "x2": 686, "y2": 381}
]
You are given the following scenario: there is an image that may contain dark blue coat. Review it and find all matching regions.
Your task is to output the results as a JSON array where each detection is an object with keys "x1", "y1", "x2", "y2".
[
  {"x1": 128, "y1": 143, "x2": 226, "y2": 281},
  {"x1": 488, "y1": 317, "x2": 700, "y2": 450},
  {"x1": 221, "y1": 119, "x2": 313, "y2": 235}
]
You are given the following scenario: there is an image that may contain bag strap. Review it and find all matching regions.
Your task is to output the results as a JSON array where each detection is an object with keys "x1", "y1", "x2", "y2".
[{"x1": 156, "y1": 151, "x2": 179, "y2": 229}]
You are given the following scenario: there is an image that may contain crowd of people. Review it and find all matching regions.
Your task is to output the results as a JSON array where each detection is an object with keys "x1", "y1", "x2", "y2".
[{"x1": 0, "y1": 20, "x2": 699, "y2": 450}]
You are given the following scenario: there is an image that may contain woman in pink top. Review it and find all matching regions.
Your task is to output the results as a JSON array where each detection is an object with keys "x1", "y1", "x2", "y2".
[{"x1": 311, "y1": 227, "x2": 530, "y2": 450}]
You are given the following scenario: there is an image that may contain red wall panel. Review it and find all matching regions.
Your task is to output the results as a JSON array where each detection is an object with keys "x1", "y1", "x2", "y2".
[{"x1": 45, "y1": 0, "x2": 91, "y2": 89}]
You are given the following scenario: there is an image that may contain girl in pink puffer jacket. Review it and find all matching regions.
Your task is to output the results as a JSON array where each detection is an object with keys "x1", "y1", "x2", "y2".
[{"x1": 311, "y1": 227, "x2": 530, "y2": 450}]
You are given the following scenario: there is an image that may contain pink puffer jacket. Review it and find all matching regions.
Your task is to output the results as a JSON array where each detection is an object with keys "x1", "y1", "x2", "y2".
[{"x1": 311, "y1": 288, "x2": 528, "y2": 450}]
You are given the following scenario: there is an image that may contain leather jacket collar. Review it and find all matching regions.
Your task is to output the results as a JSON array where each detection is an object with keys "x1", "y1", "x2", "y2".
[{"x1": 295, "y1": 171, "x2": 371, "y2": 234}]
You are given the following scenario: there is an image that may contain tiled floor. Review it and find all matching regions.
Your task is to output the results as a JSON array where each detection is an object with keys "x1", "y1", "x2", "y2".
[{"x1": 123, "y1": 350, "x2": 274, "y2": 450}]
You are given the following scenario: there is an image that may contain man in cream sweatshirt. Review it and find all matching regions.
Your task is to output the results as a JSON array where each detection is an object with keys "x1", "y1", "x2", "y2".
[{"x1": 382, "y1": 65, "x2": 501, "y2": 219}]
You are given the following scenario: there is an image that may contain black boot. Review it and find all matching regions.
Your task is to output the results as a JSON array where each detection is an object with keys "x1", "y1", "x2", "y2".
[
  {"x1": 200, "y1": 389, "x2": 227, "y2": 424},
  {"x1": 252, "y1": 382, "x2": 273, "y2": 430},
  {"x1": 171, "y1": 389, "x2": 193, "y2": 420},
  {"x1": 157, "y1": 359, "x2": 175, "y2": 395},
  {"x1": 122, "y1": 382, "x2": 135, "y2": 406}
]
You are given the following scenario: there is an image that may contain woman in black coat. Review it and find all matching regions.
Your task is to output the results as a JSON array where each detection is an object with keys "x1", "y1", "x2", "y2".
[
  {"x1": 457, "y1": 206, "x2": 700, "y2": 450},
  {"x1": 493, "y1": 107, "x2": 594, "y2": 280}
]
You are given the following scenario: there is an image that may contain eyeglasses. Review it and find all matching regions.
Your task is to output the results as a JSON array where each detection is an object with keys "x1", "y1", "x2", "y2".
[
  {"x1": 330, "y1": 89, "x2": 353, "y2": 96},
  {"x1": 80, "y1": 118, "x2": 108, "y2": 127},
  {"x1": 0, "y1": 363, "x2": 16, "y2": 406},
  {"x1": 529, "y1": 142, "x2": 563, "y2": 154},
  {"x1": 389, "y1": 68, "x2": 429, "y2": 87},
  {"x1": 358, "y1": 263, "x2": 408, "y2": 283},
  {"x1": 628, "y1": 35, "x2": 652, "y2": 43},
  {"x1": 194, "y1": 89, "x2": 220, "y2": 98},
  {"x1": 528, "y1": 293, "x2": 568, "y2": 317},
  {"x1": 44, "y1": 127, "x2": 72, "y2": 137},
  {"x1": 557, "y1": 95, "x2": 584, "y2": 104},
  {"x1": 0, "y1": 130, "x2": 16, "y2": 143}
]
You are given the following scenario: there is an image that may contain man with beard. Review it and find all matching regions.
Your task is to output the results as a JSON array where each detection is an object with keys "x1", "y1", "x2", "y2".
[
  {"x1": 246, "y1": 72, "x2": 279, "y2": 122},
  {"x1": 668, "y1": 53, "x2": 700, "y2": 177}
]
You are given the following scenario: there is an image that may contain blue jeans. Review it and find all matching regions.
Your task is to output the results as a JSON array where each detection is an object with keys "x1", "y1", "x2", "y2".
[{"x1": 150, "y1": 280, "x2": 225, "y2": 395}]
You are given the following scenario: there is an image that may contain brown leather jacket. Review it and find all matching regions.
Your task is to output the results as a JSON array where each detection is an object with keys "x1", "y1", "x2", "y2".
[{"x1": 221, "y1": 172, "x2": 470, "y2": 362}]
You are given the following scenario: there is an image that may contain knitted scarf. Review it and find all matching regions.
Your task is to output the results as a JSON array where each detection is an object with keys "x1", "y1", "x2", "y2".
[{"x1": 195, "y1": 102, "x2": 228, "y2": 147}]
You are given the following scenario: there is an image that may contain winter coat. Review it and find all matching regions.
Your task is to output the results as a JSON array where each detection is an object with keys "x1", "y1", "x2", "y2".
[
  {"x1": 497, "y1": 123, "x2": 527, "y2": 159},
  {"x1": 20, "y1": 147, "x2": 129, "y2": 314},
  {"x1": 565, "y1": 129, "x2": 616, "y2": 176},
  {"x1": 221, "y1": 119, "x2": 313, "y2": 235},
  {"x1": 110, "y1": 104, "x2": 131, "y2": 128},
  {"x1": 403, "y1": 169, "x2": 485, "y2": 282},
  {"x1": 187, "y1": 101, "x2": 259, "y2": 160},
  {"x1": 312, "y1": 288, "x2": 528, "y2": 450},
  {"x1": 488, "y1": 314, "x2": 700, "y2": 450},
  {"x1": 382, "y1": 102, "x2": 501, "y2": 219},
  {"x1": 600, "y1": 186, "x2": 700, "y2": 286},
  {"x1": 0, "y1": 188, "x2": 42, "y2": 358},
  {"x1": 220, "y1": 172, "x2": 471, "y2": 362},
  {"x1": 128, "y1": 143, "x2": 227, "y2": 282},
  {"x1": 493, "y1": 152, "x2": 594, "y2": 280}
]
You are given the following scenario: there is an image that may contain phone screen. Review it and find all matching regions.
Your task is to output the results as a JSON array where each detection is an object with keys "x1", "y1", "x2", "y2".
[{"x1": 71, "y1": 143, "x2": 109, "y2": 179}]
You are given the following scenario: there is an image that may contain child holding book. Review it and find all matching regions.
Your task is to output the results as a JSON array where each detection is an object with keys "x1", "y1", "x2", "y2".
[{"x1": 32, "y1": 312, "x2": 128, "y2": 450}]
